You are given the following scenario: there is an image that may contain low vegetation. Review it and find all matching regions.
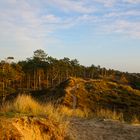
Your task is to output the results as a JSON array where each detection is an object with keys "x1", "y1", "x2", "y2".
[
  {"x1": 0, "y1": 95, "x2": 68, "y2": 140},
  {"x1": 47, "y1": 77, "x2": 140, "y2": 122},
  {"x1": 0, "y1": 75, "x2": 140, "y2": 139}
]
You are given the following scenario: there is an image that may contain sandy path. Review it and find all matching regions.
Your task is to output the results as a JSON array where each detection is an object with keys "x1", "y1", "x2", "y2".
[{"x1": 66, "y1": 118, "x2": 140, "y2": 140}]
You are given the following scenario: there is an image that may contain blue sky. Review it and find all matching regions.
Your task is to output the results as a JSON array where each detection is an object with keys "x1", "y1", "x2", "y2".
[{"x1": 0, "y1": 0, "x2": 140, "y2": 72}]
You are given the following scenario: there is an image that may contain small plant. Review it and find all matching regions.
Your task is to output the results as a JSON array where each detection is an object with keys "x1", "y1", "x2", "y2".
[
  {"x1": 58, "y1": 105, "x2": 90, "y2": 118},
  {"x1": 131, "y1": 116, "x2": 140, "y2": 125},
  {"x1": 95, "y1": 108, "x2": 124, "y2": 122}
]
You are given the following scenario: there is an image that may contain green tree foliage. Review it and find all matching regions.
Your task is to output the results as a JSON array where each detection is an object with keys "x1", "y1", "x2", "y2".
[
  {"x1": 33, "y1": 49, "x2": 48, "y2": 62},
  {"x1": 0, "y1": 49, "x2": 140, "y2": 96},
  {"x1": 0, "y1": 61, "x2": 23, "y2": 103}
]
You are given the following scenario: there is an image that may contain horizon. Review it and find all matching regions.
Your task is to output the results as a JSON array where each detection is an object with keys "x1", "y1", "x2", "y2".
[{"x1": 0, "y1": 0, "x2": 140, "y2": 73}]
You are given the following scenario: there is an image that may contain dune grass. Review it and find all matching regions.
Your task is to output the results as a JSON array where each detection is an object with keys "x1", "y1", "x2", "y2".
[
  {"x1": 0, "y1": 94, "x2": 126, "y2": 121},
  {"x1": 131, "y1": 115, "x2": 140, "y2": 125},
  {"x1": 0, "y1": 94, "x2": 66, "y2": 122},
  {"x1": 1, "y1": 95, "x2": 43, "y2": 115},
  {"x1": 94, "y1": 108, "x2": 124, "y2": 121},
  {"x1": 0, "y1": 94, "x2": 69, "y2": 140},
  {"x1": 58, "y1": 106, "x2": 91, "y2": 118}
]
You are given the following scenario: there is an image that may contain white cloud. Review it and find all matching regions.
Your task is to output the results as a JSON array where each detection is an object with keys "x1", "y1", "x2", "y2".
[
  {"x1": 0, "y1": 0, "x2": 140, "y2": 54},
  {"x1": 46, "y1": 0, "x2": 96, "y2": 13},
  {"x1": 6, "y1": 0, "x2": 17, "y2": 4},
  {"x1": 0, "y1": 0, "x2": 65, "y2": 60},
  {"x1": 103, "y1": 20, "x2": 140, "y2": 38},
  {"x1": 0, "y1": 0, "x2": 65, "y2": 40},
  {"x1": 123, "y1": 0, "x2": 140, "y2": 4},
  {"x1": 41, "y1": 14, "x2": 61, "y2": 24},
  {"x1": 105, "y1": 10, "x2": 140, "y2": 17},
  {"x1": 94, "y1": 0, "x2": 116, "y2": 7},
  {"x1": 93, "y1": 0, "x2": 140, "y2": 6}
]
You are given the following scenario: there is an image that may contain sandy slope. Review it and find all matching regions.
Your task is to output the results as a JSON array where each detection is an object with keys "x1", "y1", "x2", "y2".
[
  {"x1": 1, "y1": 116, "x2": 140, "y2": 140},
  {"x1": 66, "y1": 118, "x2": 140, "y2": 140},
  {"x1": 0, "y1": 116, "x2": 66, "y2": 140}
]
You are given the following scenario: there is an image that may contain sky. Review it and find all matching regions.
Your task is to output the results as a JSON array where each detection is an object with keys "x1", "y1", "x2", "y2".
[{"x1": 0, "y1": 0, "x2": 140, "y2": 72}]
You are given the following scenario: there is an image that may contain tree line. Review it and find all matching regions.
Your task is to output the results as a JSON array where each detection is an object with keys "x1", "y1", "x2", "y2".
[{"x1": 0, "y1": 49, "x2": 140, "y2": 100}]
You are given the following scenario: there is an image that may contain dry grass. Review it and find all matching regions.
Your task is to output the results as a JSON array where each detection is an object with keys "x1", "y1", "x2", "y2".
[
  {"x1": 1, "y1": 95, "x2": 44, "y2": 115},
  {"x1": 58, "y1": 106, "x2": 91, "y2": 118},
  {"x1": 57, "y1": 105, "x2": 125, "y2": 123},
  {"x1": 0, "y1": 94, "x2": 69, "y2": 140},
  {"x1": 59, "y1": 106, "x2": 83, "y2": 117},
  {"x1": 58, "y1": 77, "x2": 140, "y2": 122},
  {"x1": 0, "y1": 94, "x2": 124, "y2": 121},
  {"x1": 131, "y1": 115, "x2": 140, "y2": 125},
  {"x1": 0, "y1": 94, "x2": 66, "y2": 122},
  {"x1": 95, "y1": 108, "x2": 124, "y2": 122}
]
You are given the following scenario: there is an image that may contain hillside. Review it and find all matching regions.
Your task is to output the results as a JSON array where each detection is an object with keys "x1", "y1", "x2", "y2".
[
  {"x1": 0, "y1": 77, "x2": 140, "y2": 139},
  {"x1": 43, "y1": 77, "x2": 140, "y2": 121}
]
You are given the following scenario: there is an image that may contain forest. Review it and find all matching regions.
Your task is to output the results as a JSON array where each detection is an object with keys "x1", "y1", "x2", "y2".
[{"x1": 0, "y1": 49, "x2": 140, "y2": 103}]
